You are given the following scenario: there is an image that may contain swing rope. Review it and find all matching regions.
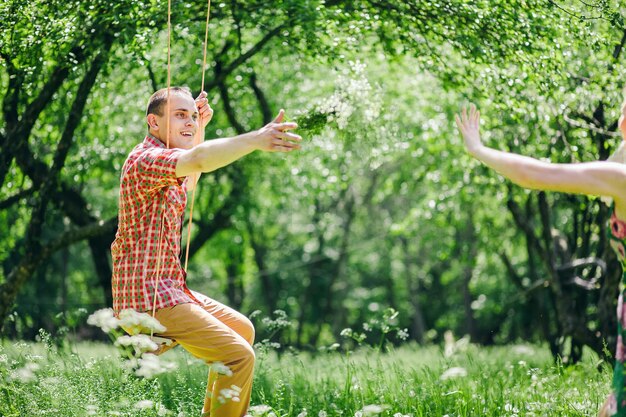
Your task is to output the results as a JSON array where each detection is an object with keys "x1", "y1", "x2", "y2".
[
  {"x1": 150, "y1": 0, "x2": 173, "y2": 334},
  {"x1": 150, "y1": 0, "x2": 212, "y2": 338},
  {"x1": 184, "y1": 0, "x2": 212, "y2": 273}
]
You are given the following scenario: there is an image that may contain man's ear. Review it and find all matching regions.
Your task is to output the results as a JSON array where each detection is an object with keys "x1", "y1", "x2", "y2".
[{"x1": 146, "y1": 114, "x2": 159, "y2": 130}]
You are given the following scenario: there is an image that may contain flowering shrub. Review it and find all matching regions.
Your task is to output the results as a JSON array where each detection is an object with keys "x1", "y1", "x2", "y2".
[{"x1": 87, "y1": 308, "x2": 176, "y2": 379}]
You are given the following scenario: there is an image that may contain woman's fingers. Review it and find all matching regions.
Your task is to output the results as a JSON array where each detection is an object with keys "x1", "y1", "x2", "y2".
[
  {"x1": 454, "y1": 114, "x2": 464, "y2": 132},
  {"x1": 457, "y1": 105, "x2": 480, "y2": 130}
]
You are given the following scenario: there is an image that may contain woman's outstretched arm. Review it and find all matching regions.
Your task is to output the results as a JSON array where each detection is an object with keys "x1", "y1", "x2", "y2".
[{"x1": 455, "y1": 105, "x2": 626, "y2": 200}]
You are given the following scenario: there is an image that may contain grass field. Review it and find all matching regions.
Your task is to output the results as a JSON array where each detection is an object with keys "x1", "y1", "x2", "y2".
[{"x1": 0, "y1": 335, "x2": 612, "y2": 417}]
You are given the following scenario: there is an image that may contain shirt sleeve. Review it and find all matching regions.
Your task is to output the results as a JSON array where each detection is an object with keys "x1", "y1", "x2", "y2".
[{"x1": 134, "y1": 147, "x2": 183, "y2": 192}]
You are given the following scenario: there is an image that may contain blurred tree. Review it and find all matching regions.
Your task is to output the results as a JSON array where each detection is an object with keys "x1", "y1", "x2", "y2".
[{"x1": 0, "y1": 0, "x2": 625, "y2": 366}]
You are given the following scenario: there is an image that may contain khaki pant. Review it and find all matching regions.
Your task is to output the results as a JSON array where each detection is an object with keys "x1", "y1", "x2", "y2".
[{"x1": 153, "y1": 293, "x2": 255, "y2": 417}]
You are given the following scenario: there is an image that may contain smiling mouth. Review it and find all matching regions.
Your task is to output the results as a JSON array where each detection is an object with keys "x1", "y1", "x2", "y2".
[{"x1": 180, "y1": 131, "x2": 194, "y2": 137}]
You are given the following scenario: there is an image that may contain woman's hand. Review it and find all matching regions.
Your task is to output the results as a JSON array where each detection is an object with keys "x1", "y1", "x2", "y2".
[{"x1": 455, "y1": 104, "x2": 482, "y2": 156}]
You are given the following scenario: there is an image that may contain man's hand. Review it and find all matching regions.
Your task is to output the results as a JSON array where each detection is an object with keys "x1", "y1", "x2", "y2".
[
  {"x1": 455, "y1": 104, "x2": 482, "y2": 156},
  {"x1": 195, "y1": 91, "x2": 213, "y2": 130},
  {"x1": 252, "y1": 109, "x2": 302, "y2": 152},
  {"x1": 189, "y1": 91, "x2": 212, "y2": 190}
]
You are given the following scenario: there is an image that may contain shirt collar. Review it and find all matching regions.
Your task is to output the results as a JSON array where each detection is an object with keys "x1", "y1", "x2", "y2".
[{"x1": 144, "y1": 134, "x2": 167, "y2": 149}]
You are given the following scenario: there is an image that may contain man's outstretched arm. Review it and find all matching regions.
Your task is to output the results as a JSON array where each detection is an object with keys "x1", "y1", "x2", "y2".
[{"x1": 175, "y1": 109, "x2": 301, "y2": 178}]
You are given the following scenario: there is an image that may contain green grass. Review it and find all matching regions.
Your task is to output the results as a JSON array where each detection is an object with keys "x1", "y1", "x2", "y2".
[{"x1": 0, "y1": 338, "x2": 612, "y2": 417}]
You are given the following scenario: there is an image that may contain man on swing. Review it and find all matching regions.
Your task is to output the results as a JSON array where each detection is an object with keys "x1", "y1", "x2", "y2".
[{"x1": 111, "y1": 86, "x2": 301, "y2": 417}]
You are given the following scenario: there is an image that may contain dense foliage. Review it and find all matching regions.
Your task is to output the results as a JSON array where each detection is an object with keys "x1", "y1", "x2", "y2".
[{"x1": 1, "y1": 0, "x2": 626, "y2": 364}]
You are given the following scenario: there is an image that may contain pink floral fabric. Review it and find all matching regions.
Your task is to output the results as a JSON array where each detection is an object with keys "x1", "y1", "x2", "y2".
[{"x1": 612, "y1": 212, "x2": 626, "y2": 240}]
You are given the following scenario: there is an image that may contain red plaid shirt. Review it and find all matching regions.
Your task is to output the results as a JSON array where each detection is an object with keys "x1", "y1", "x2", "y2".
[{"x1": 111, "y1": 135, "x2": 200, "y2": 312}]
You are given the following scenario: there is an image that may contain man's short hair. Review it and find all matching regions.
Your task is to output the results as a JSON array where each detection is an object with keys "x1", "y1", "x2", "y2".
[{"x1": 146, "y1": 86, "x2": 193, "y2": 116}]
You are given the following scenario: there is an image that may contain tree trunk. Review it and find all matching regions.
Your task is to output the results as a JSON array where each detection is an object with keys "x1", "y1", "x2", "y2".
[
  {"x1": 460, "y1": 212, "x2": 478, "y2": 340},
  {"x1": 400, "y1": 237, "x2": 425, "y2": 344},
  {"x1": 0, "y1": 36, "x2": 114, "y2": 330}
]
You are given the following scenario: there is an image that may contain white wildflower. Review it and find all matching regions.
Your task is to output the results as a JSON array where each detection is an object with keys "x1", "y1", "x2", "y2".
[
  {"x1": 122, "y1": 357, "x2": 138, "y2": 372},
  {"x1": 444, "y1": 330, "x2": 455, "y2": 357},
  {"x1": 135, "y1": 353, "x2": 177, "y2": 378},
  {"x1": 87, "y1": 308, "x2": 119, "y2": 333},
  {"x1": 115, "y1": 334, "x2": 158, "y2": 354},
  {"x1": 118, "y1": 309, "x2": 166, "y2": 334},
  {"x1": 218, "y1": 386, "x2": 241, "y2": 404},
  {"x1": 440, "y1": 367, "x2": 468, "y2": 380},
  {"x1": 157, "y1": 402, "x2": 170, "y2": 416},
  {"x1": 360, "y1": 405, "x2": 387, "y2": 416},
  {"x1": 134, "y1": 400, "x2": 154, "y2": 410},
  {"x1": 10, "y1": 362, "x2": 39, "y2": 383},
  {"x1": 261, "y1": 310, "x2": 292, "y2": 331},
  {"x1": 396, "y1": 328, "x2": 409, "y2": 341},
  {"x1": 319, "y1": 411, "x2": 327, "y2": 417},
  {"x1": 340, "y1": 328, "x2": 353, "y2": 337},
  {"x1": 209, "y1": 361, "x2": 233, "y2": 377},
  {"x1": 248, "y1": 405, "x2": 273, "y2": 415}
]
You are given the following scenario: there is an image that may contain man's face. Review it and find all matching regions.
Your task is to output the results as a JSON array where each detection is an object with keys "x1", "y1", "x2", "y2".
[{"x1": 149, "y1": 93, "x2": 199, "y2": 150}]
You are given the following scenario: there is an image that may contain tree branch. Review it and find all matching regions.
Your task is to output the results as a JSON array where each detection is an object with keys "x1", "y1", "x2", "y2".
[
  {"x1": 249, "y1": 72, "x2": 272, "y2": 124},
  {"x1": 499, "y1": 251, "x2": 525, "y2": 290},
  {"x1": 204, "y1": 24, "x2": 286, "y2": 92},
  {"x1": 0, "y1": 187, "x2": 34, "y2": 210},
  {"x1": 0, "y1": 59, "x2": 22, "y2": 187},
  {"x1": 0, "y1": 42, "x2": 93, "y2": 189},
  {"x1": 537, "y1": 193, "x2": 554, "y2": 262},
  {"x1": 505, "y1": 195, "x2": 547, "y2": 265},
  {"x1": 145, "y1": 56, "x2": 159, "y2": 92},
  {"x1": 217, "y1": 80, "x2": 246, "y2": 134}
]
